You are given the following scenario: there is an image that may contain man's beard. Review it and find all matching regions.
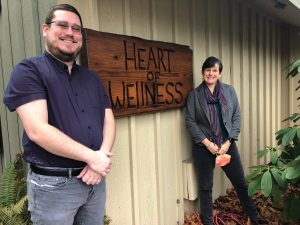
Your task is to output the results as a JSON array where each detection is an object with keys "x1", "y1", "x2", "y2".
[
  {"x1": 56, "y1": 49, "x2": 79, "y2": 62},
  {"x1": 46, "y1": 42, "x2": 81, "y2": 63}
]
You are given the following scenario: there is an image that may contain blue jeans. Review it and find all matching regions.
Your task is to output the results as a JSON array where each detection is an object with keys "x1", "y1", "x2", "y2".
[
  {"x1": 193, "y1": 142, "x2": 258, "y2": 225},
  {"x1": 27, "y1": 170, "x2": 106, "y2": 225}
]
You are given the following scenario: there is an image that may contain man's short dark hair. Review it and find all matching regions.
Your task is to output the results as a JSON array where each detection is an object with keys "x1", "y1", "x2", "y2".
[
  {"x1": 202, "y1": 56, "x2": 223, "y2": 73},
  {"x1": 45, "y1": 4, "x2": 83, "y2": 27}
]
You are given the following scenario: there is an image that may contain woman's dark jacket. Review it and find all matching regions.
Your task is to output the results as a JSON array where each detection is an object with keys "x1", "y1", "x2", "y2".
[{"x1": 185, "y1": 82, "x2": 241, "y2": 145}]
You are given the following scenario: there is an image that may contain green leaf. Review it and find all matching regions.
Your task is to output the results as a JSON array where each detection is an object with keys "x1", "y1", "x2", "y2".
[
  {"x1": 261, "y1": 171, "x2": 272, "y2": 197},
  {"x1": 285, "y1": 162, "x2": 300, "y2": 179},
  {"x1": 295, "y1": 154, "x2": 300, "y2": 161},
  {"x1": 248, "y1": 176, "x2": 262, "y2": 196},
  {"x1": 286, "y1": 59, "x2": 300, "y2": 71},
  {"x1": 282, "y1": 113, "x2": 300, "y2": 123},
  {"x1": 274, "y1": 146, "x2": 284, "y2": 155},
  {"x1": 282, "y1": 196, "x2": 292, "y2": 221},
  {"x1": 287, "y1": 159, "x2": 299, "y2": 167},
  {"x1": 282, "y1": 129, "x2": 297, "y2": 145},
  {"x1": 281, "y1": 168, "x2": 288, "y2": 183},
  {"x1": 256, "y1": 148, "x2": 269, "y2": 158},
  {"x1": 287, "y1": 67, "x2": 300, "y2": 78},
  {"x1": 246, "y1": 168, "x2": 264, "y2": 180},
  {"x1": 296, "y1": 128, "x2": 300, "y2": 142},
  {"x1": 270, "y1": 151, "x2": 278, "y2": 164},
  {"x1": 276, "y1": 127, "x2": 290, "y2": 135},
  {"x1": 276, "y1": 128, "x2": 290, "y2": 145},
  {"x1": 0, "y1": 164, "x2": 18, "y2": 207},
  {"x1": 276, "y1": 158, "x2": 286, "y2": 168},
  {"x1": 293, "y1": 115, "x2": 300, "y2": 123},
  {"x1": 271, "y1": 168, "x2": 286, "y2": 189},
  {"x1": 289, "y1": 196, "x2": 300, "y2": 221},
  {"x1": 270, "y1": 180, "x2": 281, "y2": 205}
]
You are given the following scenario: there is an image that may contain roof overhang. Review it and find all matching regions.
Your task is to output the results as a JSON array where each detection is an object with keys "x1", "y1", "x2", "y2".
[{"x1": 247, "y1": 0, "x2": 300, "y2": 27}]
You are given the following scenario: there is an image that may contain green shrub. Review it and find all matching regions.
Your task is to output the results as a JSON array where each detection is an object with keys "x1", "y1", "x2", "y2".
[
  {"x1": 247, "y1": 60, "x2": 300, "y2": 223},
  {"x1": 0, "y1": 153, "x2": 31, "y2": 225}
]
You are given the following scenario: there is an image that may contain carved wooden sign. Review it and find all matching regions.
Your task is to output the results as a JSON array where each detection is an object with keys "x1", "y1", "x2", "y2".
[{"x1": 80, "y1": 28, "x2": 193, "y2": 117}]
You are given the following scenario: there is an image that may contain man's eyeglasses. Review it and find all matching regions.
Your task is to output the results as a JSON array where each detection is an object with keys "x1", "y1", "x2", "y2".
[{"x1": 47, "y1": 20, "x2": 82, "y2": 34}]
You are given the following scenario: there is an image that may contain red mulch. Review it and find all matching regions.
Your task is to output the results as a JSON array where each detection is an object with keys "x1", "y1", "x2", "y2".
[{"x1": 184, "y1": 188, "x2": 300, "y2": 225}]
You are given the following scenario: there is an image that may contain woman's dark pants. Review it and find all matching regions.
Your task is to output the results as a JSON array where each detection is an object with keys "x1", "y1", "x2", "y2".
[{"x1": 193, "y1": 142, "x2": 258, "y2": 225}]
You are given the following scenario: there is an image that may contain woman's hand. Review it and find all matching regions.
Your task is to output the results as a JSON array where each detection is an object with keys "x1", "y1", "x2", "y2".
[
  {"x1": 219, "y1": 140, "x2": 231, "y2": 155},
  {"x1": 207, "y1": 142, "x2": 220, "y2": 155},
  {"x1": 206, "y1": 142, "x2": 220, "y2": 155},
  {"x1": 202, "y1": 138, "x2": 219, "y2": 155}
]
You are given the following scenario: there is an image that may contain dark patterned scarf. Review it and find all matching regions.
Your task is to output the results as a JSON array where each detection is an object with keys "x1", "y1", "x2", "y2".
[{"x1": 204, "y1": 81, "x2": 228, "y2": 147}]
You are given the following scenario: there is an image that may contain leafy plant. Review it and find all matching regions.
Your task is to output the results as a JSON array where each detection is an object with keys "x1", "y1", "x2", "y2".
[
  {"x1": 0, "y1": 153, "x2": 31, "y2": 225},
  {"x1": 247, "y1": 60, "x2": 300, "y2": 223}
]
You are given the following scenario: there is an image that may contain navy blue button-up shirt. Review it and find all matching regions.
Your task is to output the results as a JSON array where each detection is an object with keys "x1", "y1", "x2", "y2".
[{"x1": 3, "y1": 51, "x2": 111, "y2": 168}]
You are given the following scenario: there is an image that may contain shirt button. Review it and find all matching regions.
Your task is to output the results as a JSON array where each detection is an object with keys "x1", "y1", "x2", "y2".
[
  {"x1": 88, "y1": 126, "x2": 91, "y2": 129},
  {"x1": 82, "y1": 109, "x2": 85, "y2": 113},
  {"x1": 75, "y1": 93, "x2": 78, "y2": 97}
]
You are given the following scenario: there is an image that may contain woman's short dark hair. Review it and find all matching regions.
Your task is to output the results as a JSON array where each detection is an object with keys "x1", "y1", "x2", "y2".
[
  {"x1": 202, "y1": 56, "x2": 223, "y2": 73},
  {"x1": 45, "y1": 4, "x2": 83, "y2": 27}
]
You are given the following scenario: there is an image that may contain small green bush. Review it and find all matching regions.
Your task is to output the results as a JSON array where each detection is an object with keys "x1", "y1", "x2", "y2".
[{"x1": 0, "y1": 153, "x2": 31, "y2": 225}]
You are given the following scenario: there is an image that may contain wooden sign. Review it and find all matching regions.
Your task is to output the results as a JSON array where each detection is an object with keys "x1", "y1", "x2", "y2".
[{"x1": 80, "y1": 28, "x2": 193, "y2": 117}]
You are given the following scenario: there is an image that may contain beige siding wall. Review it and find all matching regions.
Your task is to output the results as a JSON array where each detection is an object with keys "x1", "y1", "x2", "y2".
[
  {"x1": 56, "y1": 0, "x2": 291, "y2": 224},
  {"x1": 1, "y1": 0, "x2": 300, "y2": 224},
  {"x1": 0, "y1": 0, "x2": 56, "y2": 175},
  {"x1": 289, "y1": 26, "x2": 300, "y2": 122}
]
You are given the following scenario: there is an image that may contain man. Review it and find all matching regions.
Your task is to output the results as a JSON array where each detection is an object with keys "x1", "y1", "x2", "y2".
[{"x1": 3, "y1": 4, "x2": 115, "y2": 225}]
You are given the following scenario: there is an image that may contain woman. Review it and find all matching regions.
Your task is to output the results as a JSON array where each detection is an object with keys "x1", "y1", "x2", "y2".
[{"x1": 185, "y1": 56, "x2": 263, "y2": 225}]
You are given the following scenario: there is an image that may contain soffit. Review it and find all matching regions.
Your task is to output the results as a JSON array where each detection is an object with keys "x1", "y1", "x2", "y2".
[{"x1": 245, "y1": 0, "x2": 300, "y2": 27}]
